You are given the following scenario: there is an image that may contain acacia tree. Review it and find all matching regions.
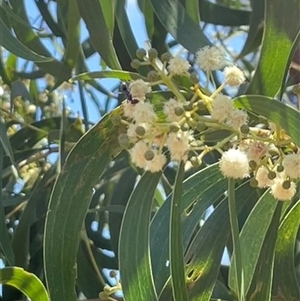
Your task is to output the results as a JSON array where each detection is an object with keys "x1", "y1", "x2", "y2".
[{"x1": 0, "y1": 1, "x2": 300, "y2": 301}]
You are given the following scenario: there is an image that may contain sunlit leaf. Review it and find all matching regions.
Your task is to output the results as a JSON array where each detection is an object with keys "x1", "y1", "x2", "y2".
[
  {"x1": 273, "y1": 199, "x2": 300, "y2": 300},
  {"x1": 119, "y1": 172, "x2": 161, "y2": 301},
  {"x1": 246, "y1": 0, "x2": 300, "y2": 96},
  {"x1": 169, "y1": 162, "x2": 189, "y2": 301},
  {"x1": 0, "y1": 267, "x2": 49, "y2": 301},
  {"x1": 233, "y1": 95, "x2": 300, "y2": 146},
  {"x1": 151, "y1": 164, "x2": 226, "y2": 295},
  {"x1": 71, "y1": 70, "x2": 147, "y2": 82}
]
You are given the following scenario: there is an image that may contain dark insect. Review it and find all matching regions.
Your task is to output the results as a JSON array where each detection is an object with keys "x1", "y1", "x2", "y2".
[{"x1": 121, "y1": 82, "x2": 139, "y2": 104}]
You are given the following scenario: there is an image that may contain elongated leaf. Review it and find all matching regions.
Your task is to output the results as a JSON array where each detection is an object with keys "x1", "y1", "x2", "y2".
[
  {"x1": 151, "y1": 164, "x2": 227, "y2": 295},
  {"x1": 76, "y1": 0, "x2": 121, "y2": 69},
  {"x1": 71, "y1": 70, "x2": 146, "y2": 82},
  {"x1": 0, "y1": 18, "x2": 52, "y2": 62},
  {"x1": 119, "y1": 172, "x2": 160, "y2": 301},
  {"x1": 0, "y1": 267, "x2": 49, "y2": 301},
  {"x1": 109, "y1": 167, "x2": 137, "y2": 258},
  {"x1": 187, "y1": 181, "x2": 258, "y2": 301},
  {"x1": 273, "y1": 199, "x2": 300, "y2": 300},
  {"x1": 229, "y1": 191, "x2": 278, "y2": 295},
  {"x1": 137, "y1": 0, "x2": 155, "y2": 38},
  {"x1": 62, "y1": 0, "x2": 80, "y2": 69},
  {"x1": 8, "y1": 0, "x2": 72, "y2": 80},
  {"x1": 199, "y1": 0, "x2": 250, "y2": 26},
  {"x1": 237, "y1": 0, "x2": 264, "y2": 58},
  {"x1": 115, "y1": 0, "x2": 151, "y2": 76},
  {"x1": 245, "y1": 202, "x2": 282, "y2": 301},
  {"x1": 169, "y1": 162, "x2": 189, "y2": 301},
  {"x1": 246, "y1": 0, "x2": 300, "y2": 96},
  {"x1": 150, "y1": 0, "x2": 211, "y2": 53},
  {"x1": 44, "y1": 107, "x2": 125, "y2": 301},
  {"x1": 233, "y1": 95, "x2": 300, "y2": 146}
]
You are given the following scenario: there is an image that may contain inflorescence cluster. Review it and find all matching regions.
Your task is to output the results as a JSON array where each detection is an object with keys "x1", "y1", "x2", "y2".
[{"x1": 114, "y1": 46, "x2": 299, "y2": 201}]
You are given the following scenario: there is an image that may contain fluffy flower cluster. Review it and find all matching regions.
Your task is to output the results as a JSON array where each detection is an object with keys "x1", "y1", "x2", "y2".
[
  {"x1": 121, "y1": 80, "x2": 195, "y2": 172},
  {"x1": 195, "y1": 46, "x2": 225, "y2": 71},
  {"x1": 118, "y1": 47, "x2": 299, "y2": 202},
  {"x1": 211, "y1": 95, "x2": 248, "y2": 131},
  {"x1": 219, "y1": 142, "x2": 299, "y2": 201},
  {"x1": 167, "y1": 57, "x2": 190, "y2": 76}
]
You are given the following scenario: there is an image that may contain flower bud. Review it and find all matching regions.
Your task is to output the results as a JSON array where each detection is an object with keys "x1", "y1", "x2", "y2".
[
  {"x1": 240, "y1": 124, "x2": 249, "y2": 134},
  {"x1": 181, "y1": 123, "x2": 190, "y2": 131},
  {"x1": 161, "y1": 52, "x2": 172, "y2": 62},
  {"x1": 196, "y1": 122, "x2": 206, "y2": 132},
  {"x1": 174, "y1": 106, "x2": 184, "y2": 116},
  {"x1": 282, "y1": 180, "x2": 291, "y2": 189},
  {"x1": 249, "y1": 160, "x2": 257, "y2": 170},
  {"x1": 130, "y1": 59, "x2": 141, "y2": 69},
  {"x1": 118, "y1": 134, "x2": 130, "y2": 149},
  {"x1": 144, "y1": 149, "x2": 155, "y2": 161},
  {"x1": 135, "y1": 125, "x2": 146, "y2": 136},
  {"x1": 268, "y1": 171, "x2": 276, "y2": 180},
  {"x1": 148, "y1": 48, "x2": 158, "y2": 59},
  {"x1": 136, "y1": 48, "x2": 147, "y2": 59},
  {"x1": 250, "y1": 178, "x2": 258, "y2": 187},
  {"x1": 169, "y1": 122, "x2": 180, "y2": 132},
  {"x1": 277, "y1": 165, "x2": 284, "y2": 172}
]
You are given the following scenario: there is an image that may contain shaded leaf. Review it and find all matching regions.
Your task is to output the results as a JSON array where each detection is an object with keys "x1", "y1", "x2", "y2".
[
  {"x1": 44, "y1": 107, "x2": 125, "y2": 301},
  {"x1": 199, "y1": 0, "x2": 250, "y2": 26},
  {"x1": 0, "y1": 18, "x2": 52, "y2": 63},
  {"x1": 273, "y1": 199, "x2": 300, "y2": 300},
  {"x1": 169, "y1": 162, "x2": 189, "y2": 301},
  {"x1": 237, "y1": 0, "x2": 264, "y2": 58},
  {"x1": 150, "y1": 0, "x2": 211, "y2": 53},
  {"x1": 76, "y1": 0, "x2": 121, "y2": 69}
]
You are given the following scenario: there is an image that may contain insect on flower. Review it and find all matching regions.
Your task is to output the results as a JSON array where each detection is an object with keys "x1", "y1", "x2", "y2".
[{"x1": 121, "y1": 82, "x2": 139, "y2": 104}]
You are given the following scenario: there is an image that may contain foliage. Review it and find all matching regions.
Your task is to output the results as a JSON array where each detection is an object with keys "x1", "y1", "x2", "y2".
[{"x1": 0, "y1": 1, "x2": 300, "y2": 301}]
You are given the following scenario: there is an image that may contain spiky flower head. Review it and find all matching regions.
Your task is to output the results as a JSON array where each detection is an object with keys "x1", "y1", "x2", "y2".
[
  {"x1": 211, "y1": 94, "x2": 234, "y2": 123},
  {"x1": 270, "y1": 179, "x2": 296, "y2": 201},
  {"x1": 167, "y1": 57, "x2": 190, "y2": 76},
  {"x1": 223, "y1": 66, "x2": 245, "y2": 86},
  {"x1": 219, "y1": 148, "x2": 249, "y2": 179},
  {"x1": 166, "y1": 130, "x2": 190, "y2": 162},
  {"x1": 163, "y1": 98, "x2": 184, "y2": 122},
  {"x1": 195, "y1": 46, "x2": 225, "y2": 71},
  {"x1": 282, "y1": 153, "x2": 300, "y2": 179},
  {"x1": 129, "y1": 79, "x2": 151, "y2": 101},
  {"x1": 132, "y1": 102, "x2": 157, "y2": 124},
  {"x1": 255, "y1": 166, "x2": 274, "y2": 188}
]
